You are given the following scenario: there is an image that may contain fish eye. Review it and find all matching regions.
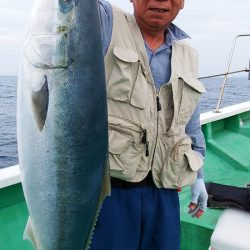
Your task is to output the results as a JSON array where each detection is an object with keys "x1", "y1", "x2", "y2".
[{"x1": 59, "y1": 0, "x2": 74, "y2": 13}]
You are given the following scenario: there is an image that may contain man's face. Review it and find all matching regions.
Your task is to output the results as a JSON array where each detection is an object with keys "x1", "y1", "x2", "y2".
[{"x1": 131, "y1": 0, "x2": 184, "y2": 32}]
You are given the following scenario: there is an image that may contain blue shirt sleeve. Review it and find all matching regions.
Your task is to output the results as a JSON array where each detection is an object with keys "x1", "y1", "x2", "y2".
[
  {"x1": 99, "y1": 0, "x2": 113, "y2": 55},
  {"x1": 185, "y1": 103, "x2": 206, "y2": 178}
]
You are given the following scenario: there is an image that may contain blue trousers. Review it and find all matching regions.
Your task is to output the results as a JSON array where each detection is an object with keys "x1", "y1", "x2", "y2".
[{"x1": 90, "y1": 184, "x2": 180, "y2": 250}]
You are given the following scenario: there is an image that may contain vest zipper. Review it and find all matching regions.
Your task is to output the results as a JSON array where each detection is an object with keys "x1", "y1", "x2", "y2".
[{"x1": 151, "y1": 89, "x2": 161, "y2": 167}]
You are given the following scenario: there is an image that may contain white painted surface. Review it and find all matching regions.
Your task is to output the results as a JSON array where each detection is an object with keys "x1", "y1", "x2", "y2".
[
  {"x1": 210, "y1": 208, "x2": 250, "y2": 250},
  {"x1": 0, "y1": 165, "x2": 21, "y2": 189},
  {"x1": 200, "y1": 101, "x2": 250, "y2": 125}
]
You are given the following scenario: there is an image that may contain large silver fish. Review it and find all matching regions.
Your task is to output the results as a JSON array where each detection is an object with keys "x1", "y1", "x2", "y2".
[{"x1": 17, "y1": 0, "x2": 109, "y2": 249}]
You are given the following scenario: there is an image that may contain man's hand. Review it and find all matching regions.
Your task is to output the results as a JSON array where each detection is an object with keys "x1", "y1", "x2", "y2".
[{"x1": 188, "y1": 178, "x2": 208, "y2": 218}]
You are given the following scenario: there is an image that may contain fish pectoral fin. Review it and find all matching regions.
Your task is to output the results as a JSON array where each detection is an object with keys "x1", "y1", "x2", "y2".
[
  {"x1": 31, "y1": 75, "x2": 49, "y2": 131},
  {"x1": 24, "y1": 217, "x2": 40, "y2": 250}
]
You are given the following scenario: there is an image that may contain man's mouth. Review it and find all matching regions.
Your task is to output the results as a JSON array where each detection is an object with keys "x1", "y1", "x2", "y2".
[{"x1": 149, "y1": 8, "x2": 168, "y2": 13}]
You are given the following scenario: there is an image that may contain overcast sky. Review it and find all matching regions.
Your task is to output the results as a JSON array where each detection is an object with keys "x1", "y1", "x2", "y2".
[{"x1": 0, "y1": 0, "x2": 250, "y2": 77}]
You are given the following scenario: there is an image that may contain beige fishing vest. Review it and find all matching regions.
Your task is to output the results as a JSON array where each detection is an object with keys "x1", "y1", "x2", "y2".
[{"x1": 105, "y1": 6, "x2": 206, "y2": 189}]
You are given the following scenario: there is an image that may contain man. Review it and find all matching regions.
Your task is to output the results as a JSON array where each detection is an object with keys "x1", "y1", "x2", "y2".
[{"x1": 90, "y1": 0, "x2": 208, "y2": 249}]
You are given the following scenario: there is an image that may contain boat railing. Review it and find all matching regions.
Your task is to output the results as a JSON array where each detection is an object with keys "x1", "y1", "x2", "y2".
[
  {"x1": 198, "y1": 33, "x2": 250, "y2": 113},
  {"x1": 215, "y1": 34, "x2": 250, "y2": 112},
  {"x1": 198, "y1": 68, "x2": 250, "y2": 80}
]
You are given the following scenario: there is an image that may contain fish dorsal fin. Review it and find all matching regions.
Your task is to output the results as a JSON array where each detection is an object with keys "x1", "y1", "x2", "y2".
[{"x1": 31, "y1": 75, "x2": 49, "y2": 131}]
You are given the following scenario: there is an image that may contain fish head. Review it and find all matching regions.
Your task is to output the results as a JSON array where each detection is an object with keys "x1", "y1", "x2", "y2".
[
  {"x1": 19, "y1": 0, "x2": 82, "y2": 132},
  {"x1": 22, "y1": 0, "x2": 84, "y2": 72},
  {"x1": 29, "y1": 0, "x2": 80, "y2": 33}
]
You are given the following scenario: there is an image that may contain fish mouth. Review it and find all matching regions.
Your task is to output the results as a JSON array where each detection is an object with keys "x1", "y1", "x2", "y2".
[{"x1": 149, "y1": 8, "x2": 169, "y2": 13}]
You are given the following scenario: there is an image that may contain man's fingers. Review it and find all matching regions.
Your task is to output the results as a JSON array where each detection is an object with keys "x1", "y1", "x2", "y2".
[
  {"x1": 195, "y1": 209, "x2": 204, "y2": 218},
  {"x1": 188, "y1": 202, "x2": 204, "y2": 218},
  {"x1": 188, "y1": 202, "x2": 197, "y2": 210},
  {"x1": 188, "y1": 202, "x2": 198, "y2": 214}
]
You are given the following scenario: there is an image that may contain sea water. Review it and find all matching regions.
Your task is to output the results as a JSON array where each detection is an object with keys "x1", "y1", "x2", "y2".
[{"x1": 0, "y1": 76, "x2": 249, "y2": 169}]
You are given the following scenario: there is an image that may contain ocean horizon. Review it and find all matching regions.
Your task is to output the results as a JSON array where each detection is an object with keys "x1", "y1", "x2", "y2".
[{"x1": 1, "y1": 75, "x2": 250, "y2": 169}]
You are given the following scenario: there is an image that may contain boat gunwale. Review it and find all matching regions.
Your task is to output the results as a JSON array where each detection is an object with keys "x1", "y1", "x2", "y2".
[
  {"x1": 0, "y1": 165, "x2": 20, "y2": 189},
  {"x1": 200, "y1": 101, "x2": 250, "y2": 125}
]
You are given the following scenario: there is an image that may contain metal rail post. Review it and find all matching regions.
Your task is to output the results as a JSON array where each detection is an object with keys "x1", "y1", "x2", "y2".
[{"x1": 214, "y1": 34, "x2": 250, "y2": 113}]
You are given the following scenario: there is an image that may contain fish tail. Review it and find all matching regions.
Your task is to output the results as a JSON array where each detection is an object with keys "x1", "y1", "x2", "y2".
[
  {"x1": 24, "y1": 217, "x2": 40, "y2": 250},
  {"x1": 85, "y1": 159, "x2": 111, "y2": 250}
]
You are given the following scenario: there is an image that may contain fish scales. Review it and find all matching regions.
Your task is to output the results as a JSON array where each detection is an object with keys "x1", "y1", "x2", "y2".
[{"x1": 17, "y1": 0, "x2": 109, "y2": 249}]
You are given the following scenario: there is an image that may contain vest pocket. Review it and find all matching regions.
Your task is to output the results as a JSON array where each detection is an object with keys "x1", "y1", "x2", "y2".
[
  {"x1": 107, "y1": 47, "x2": 147, "y2": 109},
  {"x1": 177, "y1": 77, "x2": 205, "y2": 124},
  {"x1": 173, "y1": 149, "x2": 203, "y2": 187},
  {"x1": 108, "y1": 116, "x2": 144, "y2": 180},
  {"x1": 161, "y1": 137, "x2": 203, "y2": 188}
]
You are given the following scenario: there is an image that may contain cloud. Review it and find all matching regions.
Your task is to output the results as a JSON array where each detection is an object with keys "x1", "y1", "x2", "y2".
[
  {"x1": 0, "y1": 1, "x2": 33, "y2": 75},
  {"x1": 0, "y1": 3, "x2": 31, "y2": 37},
  {"x1": 0, "y1": 6, "x2": 28, "y2": 50},
  {"x1": 174, "y1": 0, "x2": 250, "y2": 76},
  {"x1": 1, "y1": 0, "x2": 250, "y2": 76},
  {"x1": 109, "y1": 0, "x2": 133, "y2": 12}
]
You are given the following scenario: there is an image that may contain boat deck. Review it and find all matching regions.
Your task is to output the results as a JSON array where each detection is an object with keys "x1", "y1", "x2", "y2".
[
  {"x1": 180, "y1": 106, "x2": 250, "y2": 250},
  {"x1": 0, "y1": 183, "x2": 32, "y2": 250},
  {"x1": 1, "y1": 103, "x2": 250, "y2": 250}
]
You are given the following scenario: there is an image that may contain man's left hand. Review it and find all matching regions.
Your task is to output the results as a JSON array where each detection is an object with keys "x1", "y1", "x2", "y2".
[{"x1": 188, "y1": 178, "x2": 208, "y2": 218}]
